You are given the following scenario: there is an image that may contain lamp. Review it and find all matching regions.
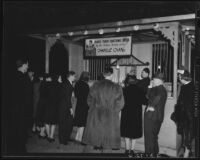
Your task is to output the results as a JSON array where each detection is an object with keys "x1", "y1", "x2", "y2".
[
  {"x1": 84, "y1": 30, "x2": 88, "y2": 35},
  {"x1": 98, "y1": 29, "x2": 104, "y2": 35},
  {"x1": 133, "y1": 25, "x2": 139, "y2": 31},
  {"x1": 116, "y1": 28, "x2": 121, "y2": 32},
  {"x1": 68, "y1": 32, "x2": 74, "y2": 36}
]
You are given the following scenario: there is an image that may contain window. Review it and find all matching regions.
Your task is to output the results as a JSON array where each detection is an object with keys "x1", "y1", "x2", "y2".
[
  {"x1": 152, "y1": 42, "x2": 174, "y2": 97},
  {"x1": 88, "y1": 58, "x2": 111, "y2": 80}
]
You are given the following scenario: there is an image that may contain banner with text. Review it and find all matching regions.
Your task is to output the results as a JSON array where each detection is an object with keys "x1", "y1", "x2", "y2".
[{"x1": 85, "y1": 36, "x2": 132, "y2": 57}]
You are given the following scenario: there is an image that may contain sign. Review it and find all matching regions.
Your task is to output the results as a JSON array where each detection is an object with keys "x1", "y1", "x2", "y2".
[{"x1": 84, "y1": 36, "x2": 132, "y2": 57}]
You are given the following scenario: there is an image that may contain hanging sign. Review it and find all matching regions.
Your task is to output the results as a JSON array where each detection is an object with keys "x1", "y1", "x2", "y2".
[{"x1": 84, "y1": 36, "x2": 132, "y2": 58}]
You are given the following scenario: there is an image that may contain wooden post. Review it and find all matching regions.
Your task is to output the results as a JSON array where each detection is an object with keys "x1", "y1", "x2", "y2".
[
  {"x1": 45, "y1": 35, "x2": 49, "y2": 74},
  {"x1": 173, "y1": 24, "x2": 179, "y2": 156}
]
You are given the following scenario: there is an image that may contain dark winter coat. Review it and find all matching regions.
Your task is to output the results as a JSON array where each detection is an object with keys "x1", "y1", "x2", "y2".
[
  {"x1": 137, "y1": 77, "x2": 150, "y2": 105},
  {"x1": 172, "y1": 82, "x2": 194, "y2": 136},
  {"x1": 9, "y1": 71, "x2": 33, "y2": 152},
  {"x1": 82, "y1": 79, "x2": 124, "y2": 149},
  {"x1": 33, "y1": 81, "x2": 41, "y2": 119},
  {"x1": 58, "y1": 80, "x2": 74, "y2": 143},
  {"x1": 146, "y1": 85, "x2": 167, "y2": 123},
  {"x1": 74, "y1": 80, "x2": 90, "y2": 127},
  {"x1": 43, "y1": 81, "x2": 60, "y2": 124},
  {"x1": 121, "y1": 83, "x2": 145, "y2": 139}
]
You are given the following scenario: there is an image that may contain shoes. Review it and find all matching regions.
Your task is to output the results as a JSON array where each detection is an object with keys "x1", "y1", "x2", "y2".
[
  {"x1": 32, "y1": 130, "x2": 40, "y2": 135},
  {"x1": 130, "y1": 150, "x2": 135, "y2": 157},
  {"x1": 125, "y1": 150, "x2": 130, "y2": 156},
  {"x1": 124, "y1": 150, "x2": 135, "y2": 157},
  {"x1": 38, "y1": 134, "x2": 47, "y2": 139},
  {"x1": 94, "y1": 146, "x2": 103, "y2": 150},
  {"x1": 47, "y1": 137, "x2": 55, "y2": 143},
  {"x1": 60, "y1": 142, "x2": 68, "y2": 145}
]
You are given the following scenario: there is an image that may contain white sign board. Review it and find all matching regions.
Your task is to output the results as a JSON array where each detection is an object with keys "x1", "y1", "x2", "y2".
[{"x1": 84, "y1": 36, "x2": 132, "y2": 57}]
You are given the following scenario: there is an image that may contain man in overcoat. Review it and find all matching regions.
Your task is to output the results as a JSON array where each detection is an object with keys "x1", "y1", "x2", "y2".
[
  {"x1": 176, "y1": 70, "x2": 194, "y2": 157},
  {"x1": 58, "y1": 71, "x2": 76, "y2": 145},
  {"x1": 82, "y1": 70, "x2": 124, "y2": 152},
  {"x1": 8, "y1": 58, "x2": 32, "y2": 154},
  {"x1": 144, "y1": 72, "x2": 167, "y2": 156}
]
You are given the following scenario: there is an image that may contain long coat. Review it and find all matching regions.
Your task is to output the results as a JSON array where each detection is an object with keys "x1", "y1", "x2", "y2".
[
  {"x1": 137, "y1": 77, "x2": 150, "y2": 105},
  {"x1": 43, "y1": 81, "x2": 60, "y2": 124},
  {"x1": 74, "y1": 80, "x2": 90, "y2": 127},
  {"x1": 58, "y1": 80, "x2": 74, "y2": 144},
  {"x1": 121, "y1": 83, "x2": 144, "y2": 139},
  {"x1": 33, "y1": 81, "x2": 41, "y2": 120},
  {"x1": 82, "y1": 79, "x2": 124, "y2": 149},
  {"x1": 175, "y1": 82, "x2": 194, "y2": 138},
  {"x1": 145, "y1": 85, "x2": 167, "y2": 123},
  {"x1": 9, "y1": 71, "x2": 32, "y2": 153}
]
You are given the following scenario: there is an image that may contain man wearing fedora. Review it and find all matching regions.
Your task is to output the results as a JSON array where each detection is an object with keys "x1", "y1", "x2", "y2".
[
  {"x1": 175, "y1": 70, "x2": 194, "y2": 157},
  {"x1": 144, "y1": 72, "x2": 167, "y2": 156}
]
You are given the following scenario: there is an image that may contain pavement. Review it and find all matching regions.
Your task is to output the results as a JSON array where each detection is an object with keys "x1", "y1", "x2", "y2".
[{"x1": 26, "y1": 127, "x2": 172, "y2": 158}]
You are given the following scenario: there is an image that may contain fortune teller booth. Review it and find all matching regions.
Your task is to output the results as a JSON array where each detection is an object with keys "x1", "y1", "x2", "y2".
[{"x1": 28, "y1": 14, "x2": 195, "y2": 156}]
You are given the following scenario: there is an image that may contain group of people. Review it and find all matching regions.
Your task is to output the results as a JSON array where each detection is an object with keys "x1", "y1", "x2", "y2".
[{"x1": 7, "y1": 58, "x2": 194, "y2": 158}]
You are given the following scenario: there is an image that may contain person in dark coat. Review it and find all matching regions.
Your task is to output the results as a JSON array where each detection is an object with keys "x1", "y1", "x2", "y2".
[
  {"x1": 137, "y1": 68, "x2": 151, "y2": 106},
  {"x1": 32, "y1": 74, "x2": 42, "y2": 134},
  {"x1": 74, "y1": 71, "x2": 90, "y2": 143},
  {"x1": 173, "y1": 70, "x2": 194, "y2": 157},
  {"x1": 120, "y1": 74, "x2": 145, "y2": 156},
  {"x1": 58, "y1": 71, "x2": 76, "y2": 145},
  {"x1": 82, "y1": 70, "x2": 124, "y2": 152},
  {"x1": 35, "y1": 74, "x2": 50, "y2": 139},
  {"x1": 43, "y1": 75, "x2": 60, "y2": 142},
  {"x1": 144, "y1": 72, "x2": 167, "y2": 155},
  {"x1": 9, "y1": 58, "x2": 31, "y2": 154}
]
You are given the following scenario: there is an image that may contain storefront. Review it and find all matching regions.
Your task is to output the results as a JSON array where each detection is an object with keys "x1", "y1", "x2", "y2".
[{"x1": 28, "y1": 13, "x2": 195, "y2": 156}]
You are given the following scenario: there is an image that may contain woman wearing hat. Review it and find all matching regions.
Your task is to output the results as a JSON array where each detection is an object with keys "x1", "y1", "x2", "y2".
[{"x1": 121, "y1": 74, "x2": 145, "y2": 157}]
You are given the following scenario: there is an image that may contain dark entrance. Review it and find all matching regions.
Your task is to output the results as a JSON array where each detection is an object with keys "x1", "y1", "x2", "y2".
[{"x1": 49, "y1": 40, "x2": 69, "y2": 77}]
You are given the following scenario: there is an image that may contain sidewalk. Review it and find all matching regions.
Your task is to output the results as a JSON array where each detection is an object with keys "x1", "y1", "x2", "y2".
[{"x1": 26, "y1": 127, "x2": 171, "y2": 158}]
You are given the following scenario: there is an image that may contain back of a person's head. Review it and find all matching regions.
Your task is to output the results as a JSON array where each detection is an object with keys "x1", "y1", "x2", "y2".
[
  {"x1": 143, "y1": 68, "x2": 150, "y2": 75},
  {"x1": 103, "y1": 70, "x2": 112, "y2": 78},
  {"x1": 16, "y1": 58, "x2": 28, "y2": 68},
  {"x1": 79, "y1": 71, "x2": 90, "y2": 82},
  {"x1": 67, "y1": 71, "x2": 75, "y2": 78},
  {"x1": 105, "y1": 67, "x2": 113, "y2": 74},
  {"x1": 181, "y1": 70, "x2": 192, "y2": 81}
]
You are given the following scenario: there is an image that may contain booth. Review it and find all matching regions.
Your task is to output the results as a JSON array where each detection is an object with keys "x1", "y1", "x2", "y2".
[{"x1": 28, "y1": 13, "x2": 195, "y2": 156}]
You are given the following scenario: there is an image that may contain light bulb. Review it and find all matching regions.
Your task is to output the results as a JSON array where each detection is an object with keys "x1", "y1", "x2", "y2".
[
  {"x1": 116, "y1": 28, "x2": 121, "y2": 32},
  {"x1": 84, "y1": 30, "x2": 88, "y2": 35},
  {"x1": 68, "y1": 32, "x2": 74, "y2": 36},
  {"x1": 98, "y1": 29, "x2": 104, "y2": 35},
  {"x1": 133, "y1": 25, "x2": 139, "y2": 31}
]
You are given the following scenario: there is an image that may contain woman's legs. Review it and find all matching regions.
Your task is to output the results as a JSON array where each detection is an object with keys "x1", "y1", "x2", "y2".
[
  {"x1": 49, "y1": 125, "x2": 56, "y2": 139},
  {"x1": 32, "y1": 123, "x2": 36, "y2": 132},
  {"x1": 39, "y1": 126, "x2": 46, "y2": 137},
  {"x1": 45, "y1": 124, "x2": 50, "y2": 138},
  {"x1": 76, "y1": 127, "x2": 84, "y2": 142},
  {"x1": 79, "y1": 127, "x2": 84, "y2": 141},
  {"x1": 131, "y1": 139, "x2": 136, "y2": 151},
  {"x1": 125, "y1": 138, "x2": 131, "y2": 151}
]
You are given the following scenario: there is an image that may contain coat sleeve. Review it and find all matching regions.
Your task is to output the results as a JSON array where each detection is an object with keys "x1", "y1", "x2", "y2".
[
  {"x1": 147, "y1": 88, "x2": 161, "y2": 109},
  {"x1": 113, "y1": 85, "x2": 124, "y2": 112}
]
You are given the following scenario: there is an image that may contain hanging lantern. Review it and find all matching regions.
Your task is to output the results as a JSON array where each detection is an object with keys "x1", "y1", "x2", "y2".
[
  {"x1": 116, "y1": 28, "x2": 121, "y2": 32},
  {"x1": 153, "y1": 23, "x2": 159, "y2": 29},
  {"x1": 68, "y1": 32, "x2": 74, "y2": 36},
  {"x1": 133, "y1": 25, "x2": 139, "y2": 31},
  {"x1": 84, "y1": 30, "x2": 88, "y2": 35},
  {"x1": 98, "y1": 29, "x2": 104, "y2": 35}
]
